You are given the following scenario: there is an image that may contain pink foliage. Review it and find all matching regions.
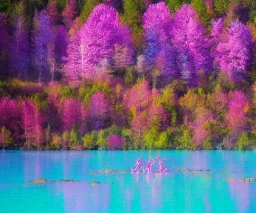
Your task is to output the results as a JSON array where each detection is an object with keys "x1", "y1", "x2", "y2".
[
  {"x1": 107, "y1": 134, "x2": 124, "y2": 149},
  {"x1": 190, "y1": 107, "x2": 214, "y2": 146},
  {"x1": 61, "y1": 98, "x2": 85, "y2": 131},
  {"x1": 226, "y1": 91, "x2": 249, "y2": 137},
  {"x1": 22, "y1": 101, "x2": 44, "y2": 150},
  {"x1": 62, "y1": 0, "x2": 78, "y2": 28},
  {"x1": 88, "y1": 91, "x2": 111, "y2": 130}
]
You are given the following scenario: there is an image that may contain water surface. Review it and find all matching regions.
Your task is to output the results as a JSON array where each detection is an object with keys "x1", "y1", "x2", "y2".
[{"x1": 0, "y1": 151, "x2": 256, "y2": 213}]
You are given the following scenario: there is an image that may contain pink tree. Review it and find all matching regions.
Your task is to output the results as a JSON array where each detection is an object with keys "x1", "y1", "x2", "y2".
[
  {"x1": 226, "y1": 91, "x2": 249, "y2": 139},
  {"x1": 88, "y1": 91, "x2": 111, "y2": 130},
  {"x1": 9, "y1": 14, "x2": 30, "y2": 79},
  {"x1": 107, "y1": 134, "x2": 124, "y2": 149},
  {"x1": 32, "y1": 10, "x2": 52, "y2": 82},
  {"x1": 22, "y1": 101, "x2": 44, "y2": 150},
  {"x1": 190, "y1": 107, "x2": 214, "y2": 147},
  {"x1": 47, "y1": 0, "x2": 60, "y2": 25},
  {"x1": 171, "y1": 4, "x2": 212, "y2": 86},
  {"x1": 215, "y1": 21, "x2": 253, "y2": 82},
  {"x1": 62, "y1": 0, "x2": 78, "y2": 28},
  {"x1": 61, "y1": 98, "x2": 85, "y2": 131}
]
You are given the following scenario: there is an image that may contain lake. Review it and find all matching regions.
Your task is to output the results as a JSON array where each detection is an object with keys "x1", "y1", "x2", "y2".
[{"x1": 0, "y1": 151, "x2": 256, "y2": 213}]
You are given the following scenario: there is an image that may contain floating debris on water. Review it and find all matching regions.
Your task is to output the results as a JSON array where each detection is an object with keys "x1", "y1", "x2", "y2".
[
  {"x1": 90, "y1": 180, "x2": 101, "y2": 186},
  {"x1": 226, "y1": 177, "x2": 256, "y2": 182},
  {"x1": 90, "y1": 169, "x2": 130, "y2": 175},
  {"x1": 176, "y1": 168, "x2": 211, "y2": 173},
  {"x1": 28, "y1": 178, "x2": 77, "y2": 184}
]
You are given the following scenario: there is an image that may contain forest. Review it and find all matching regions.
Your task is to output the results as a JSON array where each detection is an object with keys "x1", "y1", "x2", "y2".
[{"x1": 1, "y1": 0, "x2": 256, "y2": 150}]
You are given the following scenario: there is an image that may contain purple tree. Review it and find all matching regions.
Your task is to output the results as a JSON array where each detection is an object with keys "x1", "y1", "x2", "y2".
[
  {"x1": 215, "y1": 21, "x2": 253, "y2": 82},
  {"x1": 142, "y1": 2, "x2": 177, "y2": 85},
  {"x1": 32, "y1": 10, "x2": 52, "y2": 82},
  {"x1": 171, "y1": 4, "x2": 212, "y2": 86},
  {"x1": 79, "y1": 4, "x2": 133, "y2": 79},
  {"x1": 62, "y1": 0, "x2": 78, "y2": 28},
  {"x1": 9, "y1": 14, "x2": 30, "y2": 79},
  {"x1": 0, "y1": 14, "x2": 8, "y2": 77},
  {"x1": 104, "y1": 0, "x2": 123, "y2": 11},
  {"x1": 107, "y1": 134, "x2": 124, "y2": 149}
]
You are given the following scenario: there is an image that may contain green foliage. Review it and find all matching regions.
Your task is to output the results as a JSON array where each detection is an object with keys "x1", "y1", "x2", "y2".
[
  {"x1": 202, "y1": 137, "x2": 213, "y2": 150},
  {"x1": 121, "y1": 0, "x2": 142, "y2": 34},
  {"x1": 69, "y1": 127, "x2": 81, "y2": 149},
  {"x1": 143, "y1": 125, "x2": 159, "y2": 150},
  {"x1": 96, "y1": 130, "x2": 108, "y2": 149},
  {"x1": 80, "y1": 0, "x2": 101, "y2": 22},
  {"x1": 213, "y1": 0, "x2": 230, "y2": 15},
  {"x1": 0, "y1": 127, "x2": 14, "y2": 149},
  {"x1": 30, "y1": 92, "x2": 48, "y2": 110},
  {"x1": 124, "y1": 66, "x2": 136, "y2": 84},
  {"x1": 191, "y1": 0, "x2": 211, "y2": 26},
  {"x1": 236, "y1": 132, "x2": 253, "y2": 150},
  {"x1": 56, "y1": 0, "x2": 66, "y2": 10},
  {"x1": 155, "y1": 129, "x2": 172, "y2": 149},
  {"x1": 83, "y1": 131, "x2": 97, "y2": 149},
  {"x1": 175, "y1": 127, "x2": 195, "y2": 150},
  {"x1": 167, "y1": 0, "x2": 186, "y2": 13}
]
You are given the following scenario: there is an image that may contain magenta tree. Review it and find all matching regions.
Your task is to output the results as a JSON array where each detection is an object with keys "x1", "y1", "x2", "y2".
[
  {"x1": 107, "y1": 134, "x2": 124, "y2": 149},
  {"x1": 215, "y1": 21, "x2": 253, "y2": 82},
  {"x1": 0, "y1": 13, "x2": 8, "y2": 77},
  {"x1": 171, "y1": 4, "x2": 212, "y2": 87},
  {"x1": 79, "y1": 4, "x2": 133, "y2": 79}
]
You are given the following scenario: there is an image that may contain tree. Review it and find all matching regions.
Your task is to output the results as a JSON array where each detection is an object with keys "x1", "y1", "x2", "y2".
[
  {"x1": 191, "y1": 0, "x2": 211, "y2": 26},
  {"x1": 213, "y1": 0, "x2": 230, "y2": 15},
  {"x1": 80, "y1": 0, "x2": 101, "y2": 21},
  {"x1": 0, "y1": 13, "x2": 8, "y2": 77},
  {"x1": 22, "y1": 100, "x2": 44, "y2": 150},
  {"x1": 88, "y1": 91, "x2": 111, "y2": 130},
  {"x1": 79, "y1": 3, "x2": 133, "y2": 79},
  {"x1": 215, "y1": 21, "x2": 253, "y2": 82},
  {"x1": 107, "y1": 134, "x2": 124, "y2": 149},
  {"x1": 104, "y1": 0, "x2": 123, "y2": 11},
  {"x1": 0, "y1": 127, "x2": 14, "y2": 149},
  {"x1": 142, "y1": 2, "x2": 178, "y2": 86},
  {"x1": 171, "y1": 4, "x2": 212, "y2": 87},
  {"x1": 47, "y1": 0, "x2": 60, "y2": 26},
  {"x1": 167, "y1": 0, "x2": 186, "y2": 13},
  {"x1": 61, "y1": 98, "x2": 85, "y2": 131},
  {"x1": 226, "y1": 91, "x2": 249, "y2": 140},
  {"x1": 62, "y1": 0, "x2": 78, "y2": 28},
  {"x1": 9, "y1": 13, "x2": 30, "y2": 79},
  {"x1": 32, "y1": 10, "x2": 52, "y2": 82}
]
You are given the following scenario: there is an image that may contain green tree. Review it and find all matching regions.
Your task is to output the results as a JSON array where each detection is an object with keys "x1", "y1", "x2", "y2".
[
  {"x1": 191, "y1": 0, "x2": 211, "y2": 26},
  {"x1": 96, "y1": 130, "x2": 108, "y2": 149},
  {"x1": 0, "y1": 127, "x2": 14, "y2": 149},
  {"x1": 83, "y1": 131, "x2": 97, "y2": 149},
  {"x1": 80, "y1": 0, "x2": 101, "y2": 22},
  {"x1": 155, "y1": 129, "x2": 172, "y2": 149},
  {"x1": 176, "y1": 128, "x2": 195, "y2": 150},
  {"x1": 69, "y1": 127, "x2": 81, "y2": 149},
  {"x1": 236, "y1": 132, "x2": 252, "y2": 150},
  {"x1": 214, "y1": 0, "x2": 230, "y2": 15},
  {"x1": 167, "y1": 0, "x2": 187, "y2": 13},
  {"x1": 143, "y1": 125, "x2": 159, "y2": 150}
]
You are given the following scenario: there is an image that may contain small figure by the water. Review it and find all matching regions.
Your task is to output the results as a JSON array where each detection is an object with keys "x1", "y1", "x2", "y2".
[
  {"x1": 131, "y1": 155, "x2": 168, "y2": 174},
  {"x1": 156, "y1": 158, "x2": 168, "y2": 174},
  {"x1": 131, "y1": 156, "x2": 143, "y2": 173}
]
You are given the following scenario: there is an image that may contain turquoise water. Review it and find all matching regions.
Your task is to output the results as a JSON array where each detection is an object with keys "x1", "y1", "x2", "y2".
[{"x1": 0, "y1": 151, "x2": 256, "y2": 213}]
